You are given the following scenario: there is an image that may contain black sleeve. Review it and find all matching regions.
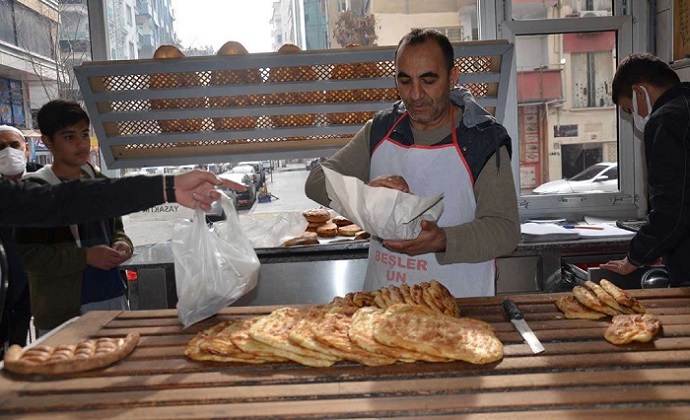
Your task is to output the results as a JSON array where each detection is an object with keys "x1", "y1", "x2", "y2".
[
  {"x1": 0, "y1": 175, "x2": 165, "y2": 227},
  {"x1": 628, "y1": 108, "x2": 690, "y2": 265}
]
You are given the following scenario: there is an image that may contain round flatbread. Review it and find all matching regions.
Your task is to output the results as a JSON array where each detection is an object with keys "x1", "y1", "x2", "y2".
[
  {"x1": 302, "y1": 208, "x2": 331, "y2": 223},
  {"x1": 332, "y1": 216, "x2": 353, "y2": 227},
  {"x1": 316, "y1": 222, "x2": 338, "y2": 237},
  {"x1": 338, "y1": 224, "x2": 362, "y2": 236},
  {"x1": 604, "y1": 313, "x2": 661, "y2": 345}
]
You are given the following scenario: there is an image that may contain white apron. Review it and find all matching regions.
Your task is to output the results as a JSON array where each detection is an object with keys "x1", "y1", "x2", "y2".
[{"x1": 363, "y1": 111, "x2": 495, "y2": 297}]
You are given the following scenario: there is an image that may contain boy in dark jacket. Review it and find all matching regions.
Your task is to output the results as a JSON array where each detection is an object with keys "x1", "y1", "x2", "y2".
[{"x1": 16, "y1": 100, "x2": 133, "y2": 335}]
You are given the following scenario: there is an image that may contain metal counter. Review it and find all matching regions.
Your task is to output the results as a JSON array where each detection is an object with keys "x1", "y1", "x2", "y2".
[{"x1": 122, "y1": 237, "x2": 634, "y2": 310}]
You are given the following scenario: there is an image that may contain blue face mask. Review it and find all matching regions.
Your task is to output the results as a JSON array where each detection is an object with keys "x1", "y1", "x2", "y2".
[{"x1": 631, "y1": 85, "x2": 652, "y2": 133}]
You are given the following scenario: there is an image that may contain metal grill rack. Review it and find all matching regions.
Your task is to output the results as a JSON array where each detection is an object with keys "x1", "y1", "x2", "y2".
[{"x1": 74, "y1": 40, "x2": 514, "y2": 169}]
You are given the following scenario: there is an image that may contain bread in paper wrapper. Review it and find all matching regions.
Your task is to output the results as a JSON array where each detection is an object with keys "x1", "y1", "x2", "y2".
[{"x1": 322, "y1": 166, "x2": 443, "y2": 241}]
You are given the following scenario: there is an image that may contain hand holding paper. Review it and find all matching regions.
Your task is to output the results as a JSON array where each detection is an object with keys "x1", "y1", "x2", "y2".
[{"x1": 322, "y1": 167, "x2": 444, "y2": 241}]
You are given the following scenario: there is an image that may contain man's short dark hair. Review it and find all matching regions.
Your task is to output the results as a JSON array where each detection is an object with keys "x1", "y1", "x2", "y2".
[
  {"x1": 394, "y1": 28, "x2": 455, "y2": 74},
  {"x1": 611, "y1": 53, "x2": 681, "y2": 105},
  {"x1": 37, "y1": 100, "x2": 90, "y2": 139}
]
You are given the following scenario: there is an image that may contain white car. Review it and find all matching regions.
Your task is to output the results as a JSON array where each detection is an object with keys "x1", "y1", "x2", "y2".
[{"x1": 532, "y1": 162, "x2": 618, "y2": 194}]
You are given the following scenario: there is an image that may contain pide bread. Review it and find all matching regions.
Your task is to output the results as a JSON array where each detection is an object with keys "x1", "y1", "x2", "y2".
[
  {"x1": 585, "y1": 280, "x2": 634, "y2": 314},
  {"x1": 572, "y1": 286, "x2": 620, "y2": 317},
  {"x1": 373, "y1": 304, "x2": 503, "y2": 364},
  {"x1": 4, "y1": 333, "x2": 140, "y2": 375},
  {"x1": 555, "y1": 295, "x2": 607, "y2": 319},
  {"x1": 600, "y1": 279, "x2": 646, "y2": 313},
  {"x1": 302, "y1": 208, "x2": 331, "y2": 224},
  {"x1": 604, "y1": 313, "x2": 661, "y2": 345},
  {"x1": 185, "y1": 283, "x2": 493, "y2": 368}
]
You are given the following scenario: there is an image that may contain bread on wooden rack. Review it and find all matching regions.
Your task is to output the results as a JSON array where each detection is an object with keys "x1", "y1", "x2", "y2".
[
  {"x1": 210, "y1": 41, "x2": 262, "y2": 131},
  {"x1": 149, "y1": 45, "x2": 205, "y2": 133},
  {"x1": 265, "y1": 44, "x2": 321, "y2": 128}
]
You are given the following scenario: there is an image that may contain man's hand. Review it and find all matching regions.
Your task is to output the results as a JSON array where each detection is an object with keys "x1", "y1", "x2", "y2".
[
  {"x1": 368, "y1": 174, "x2": 410, "y2": 193},
  {"x1": 173, "y1": 169, "x2": 247, "y2": 211},
  {"x1": 112, "y1": 241, "x2": 133, "y2": 264},
  {"x1": 600, "y1": 257, "x2": 638, "y2": 275},
  {"x1": 86, "y1": 245, "x2": 123, "y2": 270},
  {"x1": 382, "y1": 220, "x2": 446, "y2": 256}
]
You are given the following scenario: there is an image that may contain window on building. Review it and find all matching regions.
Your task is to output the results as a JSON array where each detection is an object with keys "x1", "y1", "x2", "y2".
[
  {"x1": 127, "y1": 4, "x2": 133, "y2": 26},
  {"x1": 129, "y1": 41, "x2": 135, "y2": 59},
  {"x1": 0, "y1": 0, "x2": 16, "y2": 45},
  {"x1": 503, "y1": 0, "x2": 640, "y2": 220}
]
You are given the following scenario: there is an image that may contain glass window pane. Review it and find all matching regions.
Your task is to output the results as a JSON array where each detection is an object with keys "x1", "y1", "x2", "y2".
[
  {"x1": 512, "y1": 0, "x2": 614, "y2": 20},
  {"x1": 516, "y1": 31, "x2": 618, "y2": 195}
]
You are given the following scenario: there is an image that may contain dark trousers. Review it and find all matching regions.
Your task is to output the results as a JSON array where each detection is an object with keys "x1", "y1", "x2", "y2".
[{"x1": 0, "y1": 277, "x2": 31, "y2": 349}]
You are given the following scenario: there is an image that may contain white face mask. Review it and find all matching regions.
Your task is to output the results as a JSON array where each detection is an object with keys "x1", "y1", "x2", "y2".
[
  {"x1": 631, "y1": 85, "x2": 653, "y2": 133},
  {"x1": 0, "y1": 147, "x2": 27, "y2": 176}
]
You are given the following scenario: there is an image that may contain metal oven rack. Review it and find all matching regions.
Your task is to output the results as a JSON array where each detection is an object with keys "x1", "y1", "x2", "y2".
[{"x1": 74, "y1": 41, "x2": 514, "y2": 169}]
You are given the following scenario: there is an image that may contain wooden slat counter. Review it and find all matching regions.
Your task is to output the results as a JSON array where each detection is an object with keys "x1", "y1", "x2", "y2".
[{"x1": 2, "y1": 289, "x2": 690, "y2": 418}]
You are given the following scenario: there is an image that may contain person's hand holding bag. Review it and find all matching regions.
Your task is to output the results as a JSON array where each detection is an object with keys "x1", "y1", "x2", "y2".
[{"x1": 172, "y1": 192, "x2": 259, "y2": 327}]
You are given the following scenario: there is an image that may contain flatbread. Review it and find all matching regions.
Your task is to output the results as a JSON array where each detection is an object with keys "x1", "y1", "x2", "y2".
[
  {"x1": 426, "y1": 280, "x2": 460, "y2": 317},
  {"x1": 287, "y1": 306, "x2": 350, "y2": 362},
  {"x1": 349, "y1": 307, "x2": 449, "y2": 363},
  {"x1": 605, "y1": 313, "x2": 661, "y2": 345},
  {"x1": 186, "y1": 319, "x2": 286, "y2": 363},
  {"x1": 555, "y1": 295, "x2": 607, "y2": 319},
  {"x1": 373, "y1": 304, "x2": 503, "y2": 365},
  {"x1": 600, "y1": 279, "x2": 646, "y2": 313},
  {"x1": 585, "y1": 281, "x2": 634, "y2": 314},
  {"x1": 4, "y1": 333, "x2": 140, "y2": 375},
  {"x1": 248, "y1": 307, "x2": 339, "y2": 367},
  {"x1": 312, "y1": 312, "x2": 396, "y2": 366},
  {"x1": 572, "y1": 286, "x2": 620, "y2": 317}
]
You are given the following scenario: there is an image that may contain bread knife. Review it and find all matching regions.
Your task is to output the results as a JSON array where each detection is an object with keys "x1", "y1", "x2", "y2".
[{"x1": 503, "y1": 299, "x2": 545, "y2": 354}]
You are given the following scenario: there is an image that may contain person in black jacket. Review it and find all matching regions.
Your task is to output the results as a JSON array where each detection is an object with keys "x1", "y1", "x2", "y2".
[
  {"x1": 601, "y1": 53, "x2": 690, "y2": 286},
  {"x1": 0, "y1": 169, "x2": 245, "y2": 228},
  {"x1": 0, "y1": 125, "x2": 43, "y2": 352}
]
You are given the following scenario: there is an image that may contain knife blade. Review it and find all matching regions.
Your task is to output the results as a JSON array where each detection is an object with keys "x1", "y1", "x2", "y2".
[{"x1": 503, "y1": 299, "x2": 545, "y2": 354}]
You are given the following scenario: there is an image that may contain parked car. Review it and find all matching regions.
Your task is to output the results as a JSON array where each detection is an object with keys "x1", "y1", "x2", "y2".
[
  {"x1": 229, "y1": 165, "x2": 259, "y2": 190},
  {"x1": 532, "y1": 162, "x2": 618, "y2": 194},
  {"x1": 305, "y1": 157, "x2": 326, "y2": 171},
  {"x1": 237, "y1": 161, "x2": 266, "y2": 187},
  {"x1": 219, "y1": 172, "x2": 256, "y2": 209}
]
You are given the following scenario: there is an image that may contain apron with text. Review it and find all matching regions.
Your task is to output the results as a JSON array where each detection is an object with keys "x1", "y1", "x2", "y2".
[{"x1": 363, "y1": 111, "x2": 495, "y2": 297}]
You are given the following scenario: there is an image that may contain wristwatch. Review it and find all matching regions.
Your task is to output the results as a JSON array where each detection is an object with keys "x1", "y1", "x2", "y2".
[{"x1": 165, "y1": 175, "x2": 177, "y2": 203}]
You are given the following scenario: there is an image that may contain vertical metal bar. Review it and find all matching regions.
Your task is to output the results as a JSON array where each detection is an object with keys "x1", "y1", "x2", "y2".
[{"x1": 87, "y1": 0, "x2": 109, "y2": 61}]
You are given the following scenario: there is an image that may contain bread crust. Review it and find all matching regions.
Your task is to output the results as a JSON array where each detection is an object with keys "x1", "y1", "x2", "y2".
[
  {"x1": 4, "y1": 333, "x2": 140, "y2": 375},
  {"x1": 604, "y1": 313, "x2": 661, "y2": 345},
  {"x1": 600, "y1": 279, "x2": 646, "y2": 313},
  {"x1": 302, "y1": 208, "x2": 331, "y2": 223},
  {"x1": 316, "y1": 222, "x2": 338, "y2": 237}
]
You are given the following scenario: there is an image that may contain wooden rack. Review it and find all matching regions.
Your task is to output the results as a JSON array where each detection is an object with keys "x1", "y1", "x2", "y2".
[{"x1": 74, "y1": 41, "x2": 514, "y2": 169}]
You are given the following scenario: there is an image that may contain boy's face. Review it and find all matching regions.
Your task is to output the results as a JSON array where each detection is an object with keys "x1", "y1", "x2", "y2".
[{"x1": 43, "y1": 120, "x2": 91, "y2": 167}]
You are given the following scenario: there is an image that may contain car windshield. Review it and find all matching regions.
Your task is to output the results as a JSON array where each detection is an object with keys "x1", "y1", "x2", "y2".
[
  {"x1": 220, "y1": 173, "x2": 250, "y2": 185},
  {"x1": 231, "y1": 165, "x2": 254, "y2": 174},
  {"x1": 569, "y1": 164, "x2": 608, "y2": 181}
]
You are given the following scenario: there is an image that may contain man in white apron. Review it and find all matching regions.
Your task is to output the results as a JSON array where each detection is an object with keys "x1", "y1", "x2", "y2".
[{"x1": 306, "y1": 29, "x2": 520, "y2": 298}]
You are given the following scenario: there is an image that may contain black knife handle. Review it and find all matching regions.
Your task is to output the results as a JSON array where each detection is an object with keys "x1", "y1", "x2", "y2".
[{"x1": 503, "y1": 299, "x2": 524, "y2": 320}]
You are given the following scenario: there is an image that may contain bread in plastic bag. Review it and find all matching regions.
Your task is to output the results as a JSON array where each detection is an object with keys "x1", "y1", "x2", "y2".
[{"x1": 172, "y1": 193, "x2": 259, "y2": 327}]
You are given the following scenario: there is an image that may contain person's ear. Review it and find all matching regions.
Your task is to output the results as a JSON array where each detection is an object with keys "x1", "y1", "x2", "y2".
[
  {"x1": 41, "y1": 134, "x2": 53, "y2": 151},
  {"x1": 449, "y1": 66, "x2": 460, "y2": 87}
]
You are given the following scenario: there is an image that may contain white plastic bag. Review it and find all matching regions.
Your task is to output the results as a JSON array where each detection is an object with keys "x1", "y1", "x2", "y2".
[
  {"x1": 172, "y1": 193, "x2": 259, "y2": 327},
  {"x1": 237, "y1": 212, "x2": 309, "y2": 248}
]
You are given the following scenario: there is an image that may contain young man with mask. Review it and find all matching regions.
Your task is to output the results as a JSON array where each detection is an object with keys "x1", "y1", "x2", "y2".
[
  {"x1": 305, "y1": 29, "x2": 520, "y2": 298},
  {"x1": 601, "y1": 53, "x2": 690, "y2": 285},
  {"x1": 0, "y1": 125, "x2": 42, "y2": 355}
]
